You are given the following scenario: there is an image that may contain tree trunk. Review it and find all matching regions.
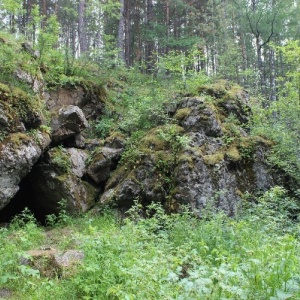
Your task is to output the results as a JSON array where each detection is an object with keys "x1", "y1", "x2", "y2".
[
  {"x1": 269, "y1": 48, "x2": 276, "y2": 102},
  {"x1": 78, "y1": 0, "x2": 88, "y2": 54},
  {"x1": 41, "y1": 0, "x2": 47, "y2": 29},
  {"x1": 256, "y1": 37, "x2": 266, "y2": 97},
  {"x1": 145, "y1": 0, "x2": 154, "y2": 72},
  {"x1": 125, "y1": 0, "x2": 130, "y2": 66},
  {"x1": 118, "y1": 0, "x2": 125, "y2": 63},
  {"x1": 165, "y1": 0, "x2": 170, "y2": 54}
]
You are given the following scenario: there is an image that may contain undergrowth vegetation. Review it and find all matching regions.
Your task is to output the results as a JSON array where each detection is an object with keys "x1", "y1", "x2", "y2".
[
  {"x1": 1, "y1": 193, "x2": 300, "y2": 300},
  {"x1": 92, "y1": 67, "x2": 210, "y2": 140}
]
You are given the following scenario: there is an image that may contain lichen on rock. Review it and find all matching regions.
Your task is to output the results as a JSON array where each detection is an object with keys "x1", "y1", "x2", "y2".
[{"x1": 97, "y1": 81, "x2": 279, "y2": 217}]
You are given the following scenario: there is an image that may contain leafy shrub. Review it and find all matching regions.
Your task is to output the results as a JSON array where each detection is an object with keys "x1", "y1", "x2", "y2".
[
  {"x1": 45, "y1": 199, "x2": 73, "y2": 227},
  {"x1": 242, "y1": 186, "x2": 300, "y2": 234}
]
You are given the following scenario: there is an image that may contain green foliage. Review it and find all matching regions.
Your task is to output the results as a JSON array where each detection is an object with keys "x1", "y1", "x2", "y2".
[
  {"x1": 157, "y1": 49, "x2": 210, "y2": 92},
  {"x1": 251, "y1": 82, "x2": 300, "y2": 183},
  {"x1": 10, "y1": 207, "x2": 38, "y2": 229},
  {"x1": 0, "y1": 201, "x2": 300, "y2": 299},
  {"x1": 45, "y1": 199, "x2": 73, "y2": 227},
  {"x1": 94, "y1": 114, "x2": 116, "y2": 139},
  {"x1": 51, "y1": 146, "x2": 72, "y2": 173},
  {"x1": 157, "y1": 124, "x2": 190, "y2": 159},
  {"x1": 0, "y1": 208, "x2": 43, "y2": 287},
  {"x1": 91, "y1": 68, "x2": 176, "y2": 140},
  {"x1": 0, "y1": 34, "x2": 21, "y2": 75},
  {"x1": 242, "y1": 186, "x2": 300, "y2": 234}
]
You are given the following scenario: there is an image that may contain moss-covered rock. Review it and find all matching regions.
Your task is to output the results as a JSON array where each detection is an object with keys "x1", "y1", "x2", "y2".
[
  {"x1": 0, "y1": 82, "x2": 45, "y2": 135},
  {"x1": 86, "y1": 146, "x2": 123, "y2": 185},
  {"x1": 198, "y1": 80, "x2": 250, "y2": 124},
  {"x1": 174, "y1": 108, "x2": 192, "y2": 120},
  {"x1": 225, "y1": 145, "x2": 241, "y2": 162},
  {"x1": 28, "y1": 147, "x2": 98, "y2": 216},
  {"x1": 97, "y1": 83, "x2": 280, "y2": 217}
]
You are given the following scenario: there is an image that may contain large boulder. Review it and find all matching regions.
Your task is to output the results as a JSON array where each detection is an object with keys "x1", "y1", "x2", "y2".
[
  {"x1": 51, "y1": 105, "x2": 89, "y2": 143},
  {"x1": 22, "y1": 249, "x2": 84, "y2": 278},
  {"x1": 0, "y1": 131, "x2": 51, "y2": 211},
  {"x1": 98, "y1": 82, "x2": 279, "y2": 216},
  {"x1": 86, "y1": 146, "x2": 123, "y2": 185},
  {"x1": 29, "y1": 147, "x2": 98, "y2": 216}
]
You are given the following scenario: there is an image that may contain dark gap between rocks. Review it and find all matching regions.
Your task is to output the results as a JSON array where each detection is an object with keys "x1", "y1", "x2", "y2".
[{"x1": 0, "y1": 173, "x2": 54, "y2": 225}]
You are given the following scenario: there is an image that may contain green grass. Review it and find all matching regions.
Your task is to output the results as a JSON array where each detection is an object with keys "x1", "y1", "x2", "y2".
[{"x1": 0, "y1": 203, "x2": 300, "y2": 300}]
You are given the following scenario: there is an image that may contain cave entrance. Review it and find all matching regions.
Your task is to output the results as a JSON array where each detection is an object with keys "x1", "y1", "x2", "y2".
[{"x1": 0, "y1": 175, "x2": 49, "y2": 225}]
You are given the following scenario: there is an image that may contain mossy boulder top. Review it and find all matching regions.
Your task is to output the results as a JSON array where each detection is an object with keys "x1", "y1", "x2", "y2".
[{"x1": 98, "y1": 83, "x2": 280, "y2": 216}]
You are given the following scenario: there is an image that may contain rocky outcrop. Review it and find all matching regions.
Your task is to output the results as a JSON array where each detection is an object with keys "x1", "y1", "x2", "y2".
[
  {"x1": 0, "y1": 131, "x2": 51, "y2": 211},
  {"x1": 0, "y1": 79, "x2": 109, "y2": 218},
  {"x1": 0, "y1": 39, "x2": 110, "y2": 219},
  {"x1": 46, "y1": 86, "x2": 85, "y2": 110},
  {"x1": 98, "y1": 83, "x2": 277, "y2": 216},
  {"x1": 29, "y1": 147, "x2": 99, "y2": 216},
  {"x1": 51, "y1": 105, "x2": 89, "y2": 143},
  {"x1": 22, "y1": 249, "x2": 84, "y2": 278},
  {"x1": 45, "y1": 82, "x2": 107, "y2": 120},
  {"x1": 0, "y1": 79, "x2": 52, "y2": 214},
  {"x1": 0, "y1": 75, "x2": 285, "y2": 220}
]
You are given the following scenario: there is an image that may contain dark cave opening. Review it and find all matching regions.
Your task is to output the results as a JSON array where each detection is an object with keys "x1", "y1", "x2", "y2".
[{"x1": 0, "y1": 175, "x2": 50, "y2": 225}]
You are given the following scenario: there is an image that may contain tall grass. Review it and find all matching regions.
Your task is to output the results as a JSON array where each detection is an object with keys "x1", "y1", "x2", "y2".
[{"x1": 0, "y1": 200, "x2": 299, "y2": 300}]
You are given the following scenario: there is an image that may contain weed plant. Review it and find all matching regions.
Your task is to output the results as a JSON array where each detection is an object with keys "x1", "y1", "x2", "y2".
[{"x1": 0, "y1": 197, "x2": 300, "y2": 300}]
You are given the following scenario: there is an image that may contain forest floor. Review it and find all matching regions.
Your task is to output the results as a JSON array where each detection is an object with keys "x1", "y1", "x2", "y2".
[{"x1": 0, "y1": 202, "x2": 300, "y2": 300}]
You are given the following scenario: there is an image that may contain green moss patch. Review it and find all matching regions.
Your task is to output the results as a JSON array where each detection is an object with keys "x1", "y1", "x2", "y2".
[
  {"x1": 226, "y1": 146, "x2": 241, "y2": 162},
  {"x1": 8, "y1": 132, "x2": 31, "y2": 146},
  {"x1": 198, "y1": 80, "x2": 241, "y2": 100},
  {"x1": 174, "y1": 108, "x2": 191, "y2": 120},
  {"x1": 0, "y1": 82, "x2": 44, "y2": 128},
  {"x1": 50, "y1": 147, "x2": 72, "y2": 173},
  {"x1": 203, "y1": 152, "x2": 224, "y2": 166}
]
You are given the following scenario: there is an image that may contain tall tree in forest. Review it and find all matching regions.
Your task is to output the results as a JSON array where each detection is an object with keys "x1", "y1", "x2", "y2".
[
  {"x1": 233, "y1": 0, "x2": 295, "y2": 99},
  {"x1": 118, "y1": 0, "x2": 125, "y2": 63},
  {"x1": 78, "y1": 0, "x2": 87, "y2": 54},
  {"x1": 145, "y1": 0, "x2": 154, "y2": 71}
]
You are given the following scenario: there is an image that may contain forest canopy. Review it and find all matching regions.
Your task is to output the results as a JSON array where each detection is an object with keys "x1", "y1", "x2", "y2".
[{"x1": 0, "y1": 0, "x2": 299, "y2": 100}]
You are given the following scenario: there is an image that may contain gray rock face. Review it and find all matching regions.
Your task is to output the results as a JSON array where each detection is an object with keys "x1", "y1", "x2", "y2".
[
  {"x1": 14, "y1": 68, "x2": 44, "y2": 95},
  {"x1": 99, "y1": 87, "x2": 277, "y2": 216},
  {"x1": 66, "y1": 148, "x2": 89, "y2": 178},
  {"x1": 176, "y1": 97, "x2": 223, "y2": 137},
  {"x1": 51, "y1": 105, "x2": 89, "y2": 143},
  {"x1": 46, "y1": 87, "x2": 85, "y2": 111},
  {"x1": 45, "y1": 85, "x2": 106, "y2": 120},
  {"x1": 173, "y1": 146, "x2": 274, "y2": 216},
  {"x1": 0, "y1": 107, "x2": 9, "y2": 128},
  {"x1": 87, "y1": 147, "x2": 123, "y2": 185},
  {"x1": 29, "y1": 147, "x2": 98, "y2": 216},
  {"x1": 0, "y1": 131, "x2": 51, "y2": 210}
]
